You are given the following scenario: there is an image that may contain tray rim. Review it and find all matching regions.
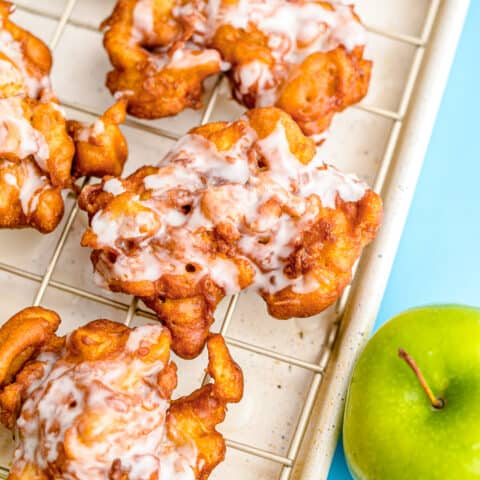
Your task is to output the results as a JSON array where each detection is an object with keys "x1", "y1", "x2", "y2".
[{"x1": 291, "y1": 1, "x2": 471, "y2": 478}]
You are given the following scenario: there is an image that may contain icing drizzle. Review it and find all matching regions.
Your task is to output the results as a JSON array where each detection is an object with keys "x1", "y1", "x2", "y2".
[
  {"x1": 131, "y1": 0, "x2": 366, "y2": 106},
  {"x1": 89, "y1": 117, "x2": 368, "y2": 296},
  {"x1": 0, "y1": 29, "x2": 52, "y2": 100},
  {"x1": 0, "y1": 97, "x2": 49, "y2": 167},
  {"x1": 12, "y1": 324, "x2": 196, "y2": 480}
]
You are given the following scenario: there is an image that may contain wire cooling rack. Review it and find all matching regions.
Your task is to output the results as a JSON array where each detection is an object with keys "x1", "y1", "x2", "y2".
[{"x1": 0, "y1": 1, "x2": 470, "y2": 479}]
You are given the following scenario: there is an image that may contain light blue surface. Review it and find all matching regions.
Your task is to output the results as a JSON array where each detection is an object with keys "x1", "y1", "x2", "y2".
[{"x1": 328, "y1": 3, "x2": 480, "y2": 479}]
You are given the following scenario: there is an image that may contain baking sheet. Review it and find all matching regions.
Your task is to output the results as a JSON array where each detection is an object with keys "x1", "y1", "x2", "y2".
[{"x1": 0, "y1": 1, "x2": 469, "y2": 479}]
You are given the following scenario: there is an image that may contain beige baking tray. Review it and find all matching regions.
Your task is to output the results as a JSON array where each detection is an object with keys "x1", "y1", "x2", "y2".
[{"x1": 0, "y1": 1, "x2": 470, "y2": 479}]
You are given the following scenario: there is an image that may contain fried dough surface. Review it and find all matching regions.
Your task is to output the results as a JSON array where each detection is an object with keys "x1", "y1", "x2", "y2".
[
  {"x1": 79, "y1": 107, "x2": 382, "y2": 358},
  {"x1": 102, "y1": 0, "x2": 223, "y2": 118},
  {"x1": 0, "y1": 1, "x2": 128, "y2": 232},
  {"x1": 102, "y1": 0, "x2": 371, "y2": 138},
  {"x1": 0, "y1": 1, "x2": 53, "y2": 101},
  {"x1": 0, "y1": 94, "x2": 74, "y2": 232},
  {"x1": 68, "y1": 100, "x2": 129, "y2": 178},
  {"x1": 0, "y1": 306, "x2": 243, "y2": 480}
]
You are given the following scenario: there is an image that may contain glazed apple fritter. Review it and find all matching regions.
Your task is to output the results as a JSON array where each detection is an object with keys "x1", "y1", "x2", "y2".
[
  {"x1": 0, "y1": 306, "x2": 243, "y2": 480},
  {"x1": 102, "y1": 0, "x2": 371, "y2": 139},
  {"x1": 0, "y1": 1, "x2": 128, "y2": 232},
  {"x1": 79, "y1": 107, "x2": 383, "y2": 358}
]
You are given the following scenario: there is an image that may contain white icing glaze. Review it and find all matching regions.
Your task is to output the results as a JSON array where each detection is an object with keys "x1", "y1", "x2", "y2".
[
  {"x1": 162, "y1": 131, "x2": 254, "y2": 184},
  {"x1": 103, "y1": 177, "x2": 126, "y2": 195},
  {"x1": 169, "y1": 46, "x2": 223, "y2": 70},
  {"x1": 0, "y1": 14, "x2": 71, "y2": 227},
  {"x1": 220, "y1": 1, "x2": 365, "y2": 57},
  {"x1": 18, "y1": 161, "x2": 49, "y2": 215},
  {"x1": 75, "y1": 119, "x2": 105, "y2": 143},
  {"x1": 131, "y1": 0, "x2": 156, "y2": 43},
  {"x1": 227, "y1": 1, "x2": 365, "y2": 105},
  {"x1": 90, "y1": 118, "x2": 368, "y2": 295},
  {"x1": 233, "y1": 60, "x2": 278, "y2": 106},
  {"x1": 170, "y1": 0, "x2": 366, "y2": 106},
  {"x1": 125, "y1": 323, "x2": 165, "y2": 352},
  {"x1": 144, "y1": 165, "x2": 203, "y2": 192},
  {"x1": 12, "y1": 325, "x2": 197, "y2": 480},
  {"x1": 3, "y1": 171, "x2": 16, "y2": 187},
  {"x1": 114, "y1": 89, "x2": 135, "y2": 100},
  {"x1": 131, "y1": 1, "x2": 224, "y2": 72},
  {"x1": 131, "y1": 0, "x2": 365, "y2": 109},
  {"x1": 256, "y1": 122, "x2": 305, "y2": 189},
  {"x1": 0, "y1": 160, "x2": 51, "y2": 217},
  {"x1": 48, "y1": 101, "x2": 66, "y2": 117},
  {"x1": 93, "y1": 120, "x2": 105, "y2": 136},
  {"x1": 0, "y1": 97, "x2": 50, "y2": 169},
  {"x1": 92, "y1": 209, "x2": 126, "y2": 247},
  {"x1": 297, "y1": 163, "x2": 366, "y2": 209},
  {"x1": 0, "y1": 30, "x2": 52, "y2": 100},
  {"x1": 147, "y1": 44, "x2": 223, "y2": 72},
  {"x1": 0, "y1": 58, "x2": 23, "y2": 90}
]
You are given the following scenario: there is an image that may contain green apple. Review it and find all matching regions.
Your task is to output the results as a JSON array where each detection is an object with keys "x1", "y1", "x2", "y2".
[{"x1": 343, "y1": 305, "x2": 480, "y2": 480}]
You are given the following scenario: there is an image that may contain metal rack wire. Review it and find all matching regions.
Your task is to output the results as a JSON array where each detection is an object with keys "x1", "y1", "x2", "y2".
[{"x1": 0, "y1": 0, "x2": 445, "y2": 478}]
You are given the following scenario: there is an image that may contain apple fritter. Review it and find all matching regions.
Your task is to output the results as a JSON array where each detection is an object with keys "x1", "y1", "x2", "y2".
[
  {"x1": 102, "y1": 0, "x2": 371, "y2": 139},
  {"x1": 79, "y1": 107, "x2": 382, "y2": 358},
  {"x1": 0, "y1": 1, "x2": 128, "y2": 232},
  {"x1": 101, "y1": 0, "x2": 224, "y2": 118},
  {"x1": 0, "y1": 306, "x2": 243, "y2": 480}
]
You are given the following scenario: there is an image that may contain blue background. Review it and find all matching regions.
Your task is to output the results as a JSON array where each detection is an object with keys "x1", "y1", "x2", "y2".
[{"x1": 328, "y1": 3, "x2": 480, "y2": 479}]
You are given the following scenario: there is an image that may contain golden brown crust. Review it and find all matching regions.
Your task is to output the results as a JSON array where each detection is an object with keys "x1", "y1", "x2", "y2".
[
  {"x1": 102, "y1": 0, "x2": 221, "y2": 118},
  {"x1": 0, "y1": 306, "x2": 60, "y2": 386},
  {"x1": 0, "y1": 307, "x2": 243, "y2": 480},
  {"x1": 79, "y1": 107, "x2": 382, "y2": 358},
  {"x1": 143, "y1": 291, "x2": 224, "y2": 359},
  {"x1": 274, "y1": 46, "x2": 372, "y2": 137},
  {"x1": 68, "y1": 100, "x2": 129, "y2": 178},
  {"x1": 0, "y1": 307, "x2": 62, "y2": 428},
  {"x1": 168, "y1": 335, "x2": 244, "y2": 479},
  {"x1": 105, "y1": 56, "x2": 221, "y2": 119},
  {"x1": 29, "y1": 100, "x2": 75, "y2": 188},
  {"x1": 263, "y1": 189, "x2": 383, "y2": 318},
  {"x1": 0, "y1": 159, "x2": 65, "y2": 233}
]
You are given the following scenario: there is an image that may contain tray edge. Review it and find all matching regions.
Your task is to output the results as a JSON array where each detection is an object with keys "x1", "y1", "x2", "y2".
[{"x1": 291, "y1": 1, "x2": 472, "y2": 478}]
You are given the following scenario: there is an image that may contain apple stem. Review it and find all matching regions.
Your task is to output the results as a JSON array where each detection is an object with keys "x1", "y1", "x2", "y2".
[{"x1": 398, "y1": 348, "x2": 444, "y2": 410}]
